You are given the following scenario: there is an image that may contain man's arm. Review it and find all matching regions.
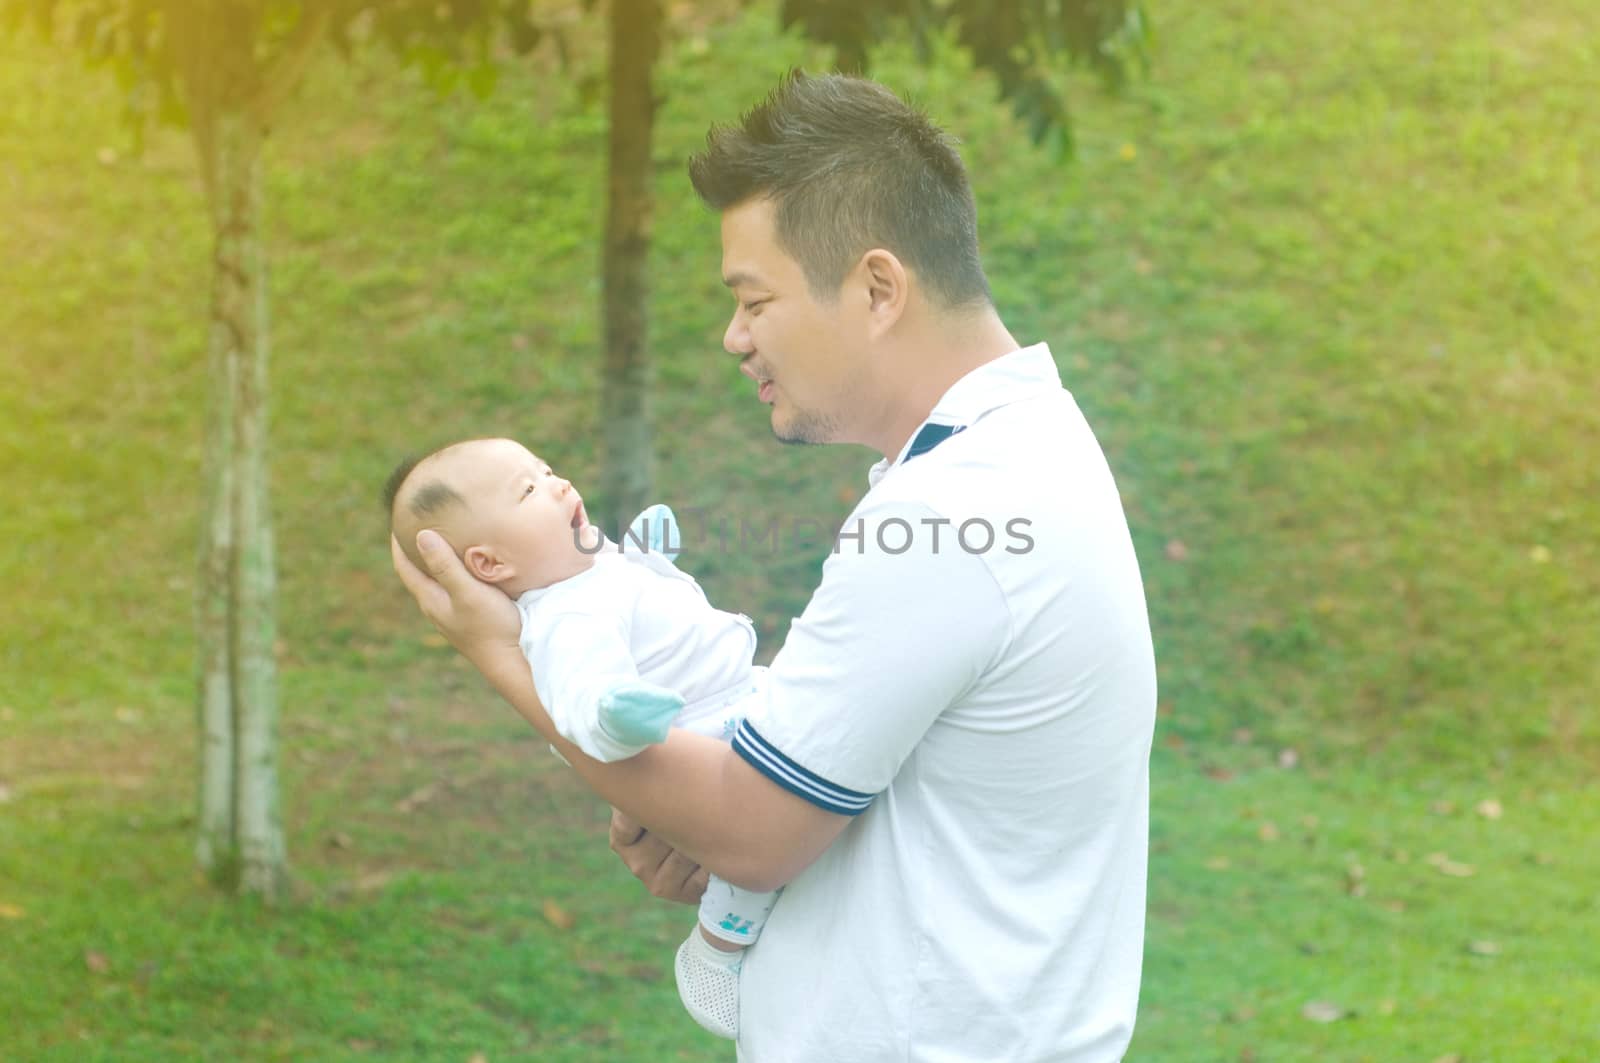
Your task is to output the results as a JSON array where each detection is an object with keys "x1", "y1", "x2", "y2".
[{"x1": 392, "y1": 531, "x2": 849, "y2": 893}]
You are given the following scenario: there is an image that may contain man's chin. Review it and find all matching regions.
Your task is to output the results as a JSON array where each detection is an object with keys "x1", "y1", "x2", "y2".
[{"x1": 771, "y1": 408, "x2": 835, "y2": 446}]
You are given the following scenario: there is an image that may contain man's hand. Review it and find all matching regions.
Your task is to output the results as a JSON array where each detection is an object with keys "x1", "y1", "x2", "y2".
[
  {"x1": 391, "y1": 530, "x2": 521, "y2": 671},
  {"x1": 610, "y1": 808, "x2": 709, "y2": 904}
]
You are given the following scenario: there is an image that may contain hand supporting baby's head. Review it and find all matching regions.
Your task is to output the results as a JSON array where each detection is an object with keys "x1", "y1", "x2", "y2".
[{"x1": 385, "y1": 438, "x2": 601, "y2": 599}]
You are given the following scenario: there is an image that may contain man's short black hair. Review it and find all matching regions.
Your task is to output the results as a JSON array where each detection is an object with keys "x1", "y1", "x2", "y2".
[{"x1": 688, "y1": 71, "x2": 992, "y2": 310}]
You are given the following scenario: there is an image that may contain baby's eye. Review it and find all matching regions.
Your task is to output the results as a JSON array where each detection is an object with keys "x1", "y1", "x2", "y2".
[{"x1": 523, "y1": 484, "x2": 536, "y2": 497}]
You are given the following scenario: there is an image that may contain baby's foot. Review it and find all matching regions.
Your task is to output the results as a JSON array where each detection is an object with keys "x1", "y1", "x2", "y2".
[{"x1": 674, "y1": 927, "x2": 743, "y2": 1040}]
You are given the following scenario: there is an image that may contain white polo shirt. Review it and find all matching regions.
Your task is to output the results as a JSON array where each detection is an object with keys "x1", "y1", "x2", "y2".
[{"x1": 732, "y1": 344, "x2": 1157, "y2": 1062}]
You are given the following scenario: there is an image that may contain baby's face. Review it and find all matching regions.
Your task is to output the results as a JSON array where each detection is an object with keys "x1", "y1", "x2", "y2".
[{"x1": 446, "y1": 439, "x2": 599, "y2": 591}]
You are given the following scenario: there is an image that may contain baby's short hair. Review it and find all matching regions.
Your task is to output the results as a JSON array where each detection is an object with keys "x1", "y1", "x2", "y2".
[{"x1": 384, "y1": 450, "x2": 468, "y2": 571}]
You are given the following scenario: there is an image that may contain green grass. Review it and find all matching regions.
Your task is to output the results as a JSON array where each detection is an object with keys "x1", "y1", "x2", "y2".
[{"x1": 2, "y1": 0, "x2": 1598, "y2": 1058}]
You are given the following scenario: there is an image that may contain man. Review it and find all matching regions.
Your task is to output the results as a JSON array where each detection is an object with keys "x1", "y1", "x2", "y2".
[{"x1": 394, "y1": 72, "x2": 1157, "y2": 1061}]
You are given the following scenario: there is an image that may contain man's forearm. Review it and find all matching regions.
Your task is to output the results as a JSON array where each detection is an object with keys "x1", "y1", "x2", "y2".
[{"x1": 480, "y1": 647, "x2": 839, "y2": 892}]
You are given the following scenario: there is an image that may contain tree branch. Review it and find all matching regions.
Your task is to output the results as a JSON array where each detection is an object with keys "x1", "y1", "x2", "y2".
[{"x1": 250, "y1": 5, "x2": 333, "y2": 126}]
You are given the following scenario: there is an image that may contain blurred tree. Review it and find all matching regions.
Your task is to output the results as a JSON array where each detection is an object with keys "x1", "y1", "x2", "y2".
[
  {"x1": 1, "y1": 0, "x2": 549, "y2": 902},
  {"x1": 2, "y1": 0, "x2": 1147, "y2": 901},
  {"x1": 595, "y1": 0, "x2": 1152, "y2": 531}
]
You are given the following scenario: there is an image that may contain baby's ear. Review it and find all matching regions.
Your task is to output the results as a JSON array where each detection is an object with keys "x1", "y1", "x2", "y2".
[{"x1": 463, "y1": 545, "x2": 507, "y2": 583}]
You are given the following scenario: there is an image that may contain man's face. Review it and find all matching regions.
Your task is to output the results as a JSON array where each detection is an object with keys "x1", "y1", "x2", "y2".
[
  {"x1": 720, "y1": 199, "x2": 868, "y2": 445},
  {"x1": 446, "y1": 439, "x2": 597, "y2": 590}
]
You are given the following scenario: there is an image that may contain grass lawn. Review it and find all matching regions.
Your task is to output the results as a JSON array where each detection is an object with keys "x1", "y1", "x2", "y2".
[{"x1": 2, "y1": 0, "x2": 1597, "y2": 1059}]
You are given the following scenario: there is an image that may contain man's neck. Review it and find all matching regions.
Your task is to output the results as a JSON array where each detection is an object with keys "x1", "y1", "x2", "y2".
[{"x1": 867, "y1": 309, "x2": 1020, "y2": 460}]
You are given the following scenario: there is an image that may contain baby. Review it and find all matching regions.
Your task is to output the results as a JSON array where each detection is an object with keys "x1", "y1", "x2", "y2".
[{"x1": 386, "y1": 437, "x2": 774, "y2": 1040}]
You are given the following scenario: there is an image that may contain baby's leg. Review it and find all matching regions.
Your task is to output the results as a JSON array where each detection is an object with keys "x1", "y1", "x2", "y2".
[
  {"x1": 698, "y1": 876, "x2": 778, "y2": 948},
  {"x1": 671, "y1": 674, "x2": 774, "y2": 1040}
]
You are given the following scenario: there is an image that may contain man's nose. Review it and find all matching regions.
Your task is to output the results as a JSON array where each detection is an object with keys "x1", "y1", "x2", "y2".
[{"x1": 723, "y1": 311, "x2": 752, "y2": 356}]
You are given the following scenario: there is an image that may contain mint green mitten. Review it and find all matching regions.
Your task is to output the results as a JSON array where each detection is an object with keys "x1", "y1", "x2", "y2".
[
  {"x1": 598, "y1": 681, "x2": 686, "y2": 747},
  {"x1": 626, "y1": 503, "x2": 681, "y2": 561}
]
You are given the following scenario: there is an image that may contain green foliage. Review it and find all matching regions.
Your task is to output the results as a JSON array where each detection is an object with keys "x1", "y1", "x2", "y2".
[
  {"x1": 0, "y1": 0, "x2": 549, "y2": 135},
  {"x1": 781, "y1": 0, "x2": 1152, "y2": 151}
]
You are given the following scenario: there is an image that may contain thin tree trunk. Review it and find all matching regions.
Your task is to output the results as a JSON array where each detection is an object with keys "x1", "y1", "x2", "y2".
[
  {"x1": 195, "y1": 108, "x2": 239, "y2": 878},
  {"x1": 599, "y1": 0, "x2": 663, "y2": 533},
  {"x1": 194, "y1": 100, "x2": 286, "y2": 901}
]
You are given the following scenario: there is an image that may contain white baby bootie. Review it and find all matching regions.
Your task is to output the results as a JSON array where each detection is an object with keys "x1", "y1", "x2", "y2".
[{"x1": 675, "y1": 928, "x2": 742, "y2": 1040}]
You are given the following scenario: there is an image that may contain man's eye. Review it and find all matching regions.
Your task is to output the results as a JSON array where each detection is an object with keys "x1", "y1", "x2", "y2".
[{"x1": 743, "y1": 299, "x2": 765, "y2": 314}]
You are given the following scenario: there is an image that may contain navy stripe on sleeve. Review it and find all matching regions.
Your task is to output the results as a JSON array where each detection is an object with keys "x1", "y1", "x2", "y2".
[{"x1": 733, "y1": 720, "x2": 876, "y2": 816}]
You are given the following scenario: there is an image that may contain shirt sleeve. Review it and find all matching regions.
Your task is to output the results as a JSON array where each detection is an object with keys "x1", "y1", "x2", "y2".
[
  {"x1": 521, "y1": 608, "x2": 654, "y2": 763},
  {"x1": 733, "y1": 498, "x2": 1011, "y2": 815}
]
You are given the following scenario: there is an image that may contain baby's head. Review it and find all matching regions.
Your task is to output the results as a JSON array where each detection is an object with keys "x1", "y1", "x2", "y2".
[{"x1": 385, "y1": 438, "x2": 601, "y2": 598}]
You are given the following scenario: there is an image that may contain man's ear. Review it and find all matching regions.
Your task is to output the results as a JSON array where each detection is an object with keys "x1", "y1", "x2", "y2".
[
  {"x1": 464, "y1": 544, "x2": 510, "y2": 584},
  {"x1": 859, "y1": 248, "x2": 909, "y2": 335}
]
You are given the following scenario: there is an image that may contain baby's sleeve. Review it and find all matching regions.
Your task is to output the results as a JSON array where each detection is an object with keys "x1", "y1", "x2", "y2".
[{"x1": 521, "y1": 609, "x2": 661, "y2": 763}]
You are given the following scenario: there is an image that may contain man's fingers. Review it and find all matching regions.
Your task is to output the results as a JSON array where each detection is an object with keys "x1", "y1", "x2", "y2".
[
  {"x1": 610, "y1": 813, "x2": 706, "y2": 905},
  {"x1": 680, "y1": 863, "x2": 710, "y2": 903},
  {"x1": 648, "y1": 849, "x2": 706, "y2": 904},
  {"x1": 610, "y1": 809, "x2": 647, "y2": 852},
  {"x1": 391, "y1": 533, "x2": 450, "y2": 619},
  {"x1": 415, "y1": 528, "x2": 471, "y2": 586}
]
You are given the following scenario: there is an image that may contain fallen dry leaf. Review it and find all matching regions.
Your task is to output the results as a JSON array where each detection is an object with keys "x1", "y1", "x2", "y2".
[
  {"x1": 85, "y1": 951, "x2": 110, "y2": 974},
  {"x1": 1467, "y1": 940, "x2": 1501, "y2": 956},
  {"x1": 1233, "y1": 728, "x2": 1254, "y2": 744},
  {"x1": 1204, "y1": 856, "x2": 1231, "y2": 871},
  {"x1": 1431, "y1": 1055, "x2": 1463, "y2": 1063},
  {"x1": 1258, "y1": 822, "x2": 1280, "y2": 843},
  {"x1": 0, "y1": 782, "x2": 13, "y2": 804},
  {"x1": 1345, "y1": 863, "x2": 1367, "y2": 898},
  {"x1": 1475, "y1": 798, "x2": 1503, "y2": 820},
  {"x1": 395, "y1": 783, "x2": 440, "y2": 814},
  {"x1": 1164, "y1": 538, "x2": 1189, "y2": 562},
  {"x1": 542, "y1": 899, "x2": 575, "y2": 931},
  {"x1": 468, "y1": 1053, "x2": 489, "y2": 1063},
  {"x1": 1436, "y1": 859, "x2": 1476, "y2": 878},
  {"x1": 1277, "y1": 749, "x2": 1299, "y2": 770},
  {"x1": 0, "y1": 902, "x2": 24, "y2": 920},
  {"x1": 114, "y1": 706, "x2": 142, "y2": 724},
  {"x1": 1301, "y1": 1000, "x2": 1347, "y2": 1023},
  {"x1": 1430, "y1": 800, "x2": 1456, "y2": 815}
]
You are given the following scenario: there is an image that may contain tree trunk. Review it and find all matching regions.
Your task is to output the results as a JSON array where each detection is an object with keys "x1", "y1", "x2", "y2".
[
  {"x1": 598, "y1": 0, "x2": 663, "y2": 533},
  {"x1": 194, "y1": 101, "x2": 286, "y2": 901}
]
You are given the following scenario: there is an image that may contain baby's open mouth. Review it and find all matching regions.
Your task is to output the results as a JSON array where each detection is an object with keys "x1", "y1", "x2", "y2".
[{"x1": 571, "y1": 498, "x2": 588, "y2": 530}]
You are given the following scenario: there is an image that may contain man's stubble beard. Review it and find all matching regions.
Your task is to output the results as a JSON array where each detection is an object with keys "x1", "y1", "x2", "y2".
[{"x1": 772, "y1": 402, "x2": 843, "y2": 447}]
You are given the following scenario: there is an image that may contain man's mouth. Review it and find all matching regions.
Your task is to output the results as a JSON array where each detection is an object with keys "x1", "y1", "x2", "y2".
[{"x1": 741, "y1": 360, "x2": 774, "y2": 404}]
